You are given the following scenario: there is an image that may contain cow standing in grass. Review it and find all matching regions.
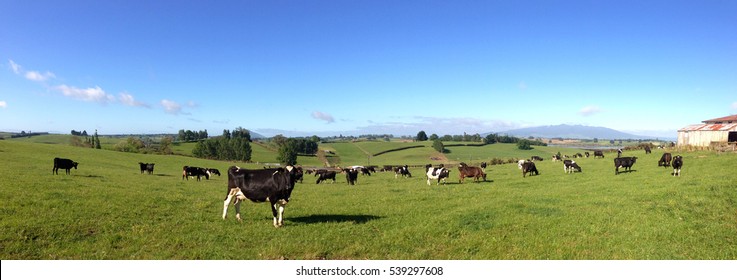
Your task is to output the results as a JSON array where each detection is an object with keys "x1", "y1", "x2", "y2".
[
  {"x1": 222, "y1": 166, "x2": 299, "y2": 227},
  {"x1": 53, "y1": 158, "x2": 78, "y2": 175},
  {"x1": 672, "y1": 155, "x2": 683, "y2": 176},
  {"x1": 458, "y1": 162, "x2": 486, "y2": 183},
  {"x1": 658, "y1": 153, "x2": 672, "y2": 167}
]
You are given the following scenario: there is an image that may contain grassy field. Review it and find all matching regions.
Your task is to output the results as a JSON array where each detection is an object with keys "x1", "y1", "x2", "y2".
[{"x1": 1, "y1": 140, "x2": 736, "y2": 260}]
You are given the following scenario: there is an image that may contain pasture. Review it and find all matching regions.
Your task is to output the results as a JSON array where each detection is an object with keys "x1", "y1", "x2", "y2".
[{"x1": 1, "y1": 140, "x2": 736, "y2": 259}]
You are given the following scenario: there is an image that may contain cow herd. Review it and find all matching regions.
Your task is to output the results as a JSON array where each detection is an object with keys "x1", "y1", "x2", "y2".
[{"x1": 51, "y1": 148, "x2": 686, "y2": 228}]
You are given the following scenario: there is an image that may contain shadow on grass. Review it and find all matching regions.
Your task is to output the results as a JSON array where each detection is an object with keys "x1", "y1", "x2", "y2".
[{"x1": 289, "y1": 214, "x2": 382, "y2": 225}]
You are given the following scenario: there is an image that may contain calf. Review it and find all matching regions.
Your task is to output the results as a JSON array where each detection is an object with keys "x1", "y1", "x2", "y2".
[
  {"x1": 182, "y1": 166, "x2": 210, "y2": 181},
  {"x1": 426, "y1": 167, "x2": 451, "y2": 185},
  {"x1": 671, "y1": 155, "x2": 683, "y2": 176},
  {"x1": 222, "y1": 166, "x2": 298, "y2": 227},
  {"x1": 658, "y1": 153, "x2": 672, "y2": 167},
  {"x1": 53, "y1": 157, "x2": 78, "y2": 175},
  {"x1": 139, "y1": 162, "x2": 154, "y2": 174},
  {"x1": 563, "y1": 160, "x2": 582, "y2": 173},
  {"x1": 614, "y1": 157, "x2": 637, "y2": 175},
  {"x1": 521, "y1": 161, "x2": 539, "y2": 177}
]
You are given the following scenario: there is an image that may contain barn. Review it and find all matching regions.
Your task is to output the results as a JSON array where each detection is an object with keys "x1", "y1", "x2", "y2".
[{"x1": 677, "y1": 114, "x2": 737, "y2": 147}]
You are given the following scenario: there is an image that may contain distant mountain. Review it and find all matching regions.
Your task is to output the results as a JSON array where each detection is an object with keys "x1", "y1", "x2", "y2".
[{"x1": 494, "y1": 124, "x2": 655, "y2": 140}]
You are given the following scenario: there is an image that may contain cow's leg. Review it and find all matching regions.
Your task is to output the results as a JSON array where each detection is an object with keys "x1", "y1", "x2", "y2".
[
  {"x1": 273, "y1": 199, "x2": 287, "y2": 227},
  {"x1": 426, "y1": 178, "x2": 431, "y2": 186}
]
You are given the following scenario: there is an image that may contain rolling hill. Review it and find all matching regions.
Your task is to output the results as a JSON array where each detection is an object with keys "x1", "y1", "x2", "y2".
[{"x1": 496, "y1": 124, "x2": 654, "y2": 140}]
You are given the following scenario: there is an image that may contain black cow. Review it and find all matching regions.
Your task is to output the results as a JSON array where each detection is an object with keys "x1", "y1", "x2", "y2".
[
  {"x1": 395, "y1": 165, "x2": 412, "y2": 178},
  {"x1": 614, "y1": 157, "x2": 638, "y2": 175},
  {"x1": 585, "y1": 152, "x2": 590, "y2": 158},
  {"x1": 658, "y1": 153, "x2": 672, "y2": 167},
  {"x1": 139, "y1": 162, "x2": 155, "y2": 174},
  {"x1": 563, "y1": 160, "x2": 582, "y2": 173},
  {"x1": 345, "y1": 168, "x2": 359, "y2": 185},
  {"x1": 521, "y1": 161, "x2": 539, "y2": 177},
  {"x1": 182, "y1": 166, "x2": 210, "y2": 181},
  {"x1": 316, "y1": 170, "x2": 336, "y2": 184},
  {"x1": 594, "y1": 151, "x2": 605, "y2": 158},
  {"x1": 53, "y1": 157, "x2": 78, "y2": 175},
  {"x1": 222, "y1": 166, "x2": 298, "y2": 227},
  {"x1": 531, "y1": 156, "x2": 544, "y2": 161},
  {"x1": 644, "y1": 146, "x2": 652, "y2": 154},
  {"x1": 672, "y1": 155, "x2": 683, "y2": 176}
]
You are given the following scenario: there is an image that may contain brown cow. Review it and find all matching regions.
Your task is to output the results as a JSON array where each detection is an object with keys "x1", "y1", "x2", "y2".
[{"x1": 458, "y1": 162, "x2": 487, "y2": 183}]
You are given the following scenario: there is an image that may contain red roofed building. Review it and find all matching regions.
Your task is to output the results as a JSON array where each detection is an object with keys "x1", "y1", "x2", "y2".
[{"x1": 677, "y1": 114, "x2": 737, "y2": 147}]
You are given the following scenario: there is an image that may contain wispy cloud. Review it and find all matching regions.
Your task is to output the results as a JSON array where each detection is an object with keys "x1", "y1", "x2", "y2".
[
  {"x1": 579, "y1": 105, "x2": 602, "y2": 116},
  {"x1": 24, "y1": 70, "x2": 56, "y2": 82},
  {"x1": 118, "y1": 92, "x2": 150, "y2": 108},
  {"x1": 0, "y1": 101, "x2": 7, "y2": 108},
  {"x1": 311, "y1": 111, "x2": 335, "y2": 123},
  {"x1": 731, "y1": 102, "x2": 737, "y2": 110},
  {"x1": 8, "y1": 60, "x2": 21, "y2": 74},
  {"x1": 55, "y1": 85, "x2": 115, "y2": 104},
  {"x1": 161, "y1": 99, "x2": 182, "y2": 114}
]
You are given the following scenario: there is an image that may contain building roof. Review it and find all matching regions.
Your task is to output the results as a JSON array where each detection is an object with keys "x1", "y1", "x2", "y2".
[
  {"x1": 703, "y1": 114, "x2": 737, "y2": 123},
  {"x1": 679, "y1": 123, "x2": 737, "y2": 132}
]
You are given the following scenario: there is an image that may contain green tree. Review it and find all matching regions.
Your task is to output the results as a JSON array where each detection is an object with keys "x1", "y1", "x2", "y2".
[
  {"x1": 94, "y1": 130, "x2": 101, "y2": 149},
  {"x1": 432, "y1": 139, "x2": 445, "y2": 153},
  {"x1": 517, "y1": 139, "x2": 533, "y2": 150},
  {"x1": 277, "y1": 139, "x2": 298, "y2": 165},
  {"x1": 416, "y1": 131, "x2": 428, "y2": 141}
]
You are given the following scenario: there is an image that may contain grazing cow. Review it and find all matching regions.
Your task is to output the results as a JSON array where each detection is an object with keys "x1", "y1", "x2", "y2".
[
  {"x1": 139, "y1": 162, "x2": 155, "y2": 174},
  {"x1": 658, "y1": 153, "x2": 672, "y2": 167},
  {"x1": 518, "y1": 159, "x2": 527, "y2": 169},
  {"x1": 381, "y1": 165, "x2": 394, "y2": 172},
  {"x1": 563, "y1": 160, "x2": 582, "y2": 173},
  {"x1": 521, "y1": 161, "x2": 539, "y2": 177},
  {"x1": 617, "y1": 149, "x2": 623, "y2": 158},
  {"x1": 315, "y1": 170, "x2": 336, "y2": 184},
  {"x1": 458, "y1": 162, "x2": 486, "y2": 183},
  {"x1": 222, "y1": 166, "x2": 298, "y2": 227},
  {"x1": 182, "y1": 166, "x2": 210, "y2": 181},
  {"x1": 594, "y1": 151, "x2": 605, "y2": 158},
  {"x1": 644, "y1": 146, "x2": 652, "y2": 154},
  {"x1": 426, "y1": 167, "x2": 451, "y2": 185},
  {"x1": 395, "y1": 165, "x2": 412, "y2": 178},
  {"x1": 531, "y1": 156, "x2": 544, "y2": 161},
  {"x1": 672, "y1": 155, "x2": 683, "y2": 176},
  {"x1": 552, "y1": 155, "x2": 562, "y2": 162},
  {"x1": 585, "y1": 152, "x2": 590, "y2": 158},
  {"x1": 344, "y1": 168, "x2": 359, "y2": 185},
  {"x1": 207, "y1": 168, "x2": 221, "y2": 176},
  {"x1": 53, "y1": 157, "x2": 78, "y2": 175},
  {"x1": 575, "y1": 153, "x2": 583, "y2": 158},
  {"x1": 614, "y1": 157, "x2": 638, "y2": 175}
]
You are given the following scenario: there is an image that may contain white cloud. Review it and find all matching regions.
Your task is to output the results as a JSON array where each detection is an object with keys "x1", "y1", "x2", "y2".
[
  {"x1": 55, "y1": 85, "x2": 115, "y2": 104},
  {"x1": 0, "y1": 101, "x2": 7, "y2": 108},
  {"x1": 24, "y1": 70, "x2": 56, "y2": 82},
  {"x1": 311, "y1": 111, "x2": 335, "y2": 123},
  {"x1": 161, "y1": 99, "x2": 182, "y2": 114},
  {"x1": 579, "y1": 105, "x2": 602, "y2": 116},
  {"x1": 118, "y1": 92, "x2": 150, "y2": 108},
  {"x1": 9, "y1": 60, "x2": 21, "y2": 74}
]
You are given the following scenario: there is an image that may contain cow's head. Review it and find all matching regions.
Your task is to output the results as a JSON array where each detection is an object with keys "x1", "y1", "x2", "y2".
[{"x1": 73, "y1": 162, "x2": 79, "y2": 169}]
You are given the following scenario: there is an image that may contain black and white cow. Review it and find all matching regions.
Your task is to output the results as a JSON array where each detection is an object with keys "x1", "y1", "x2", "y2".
[
  {"x1": 614, "y1": 157, "x2": 637, "y2": 175},
  {"x1": 585, "y1": 152, "x2": 590, "y2": 158},
  {"x1": 531, "y1": 156, "x2": 544, "y2": 161},
  {"x1": 182, "y1": 166, "x2": 210, "y2": 181},
  {"x1": 315, "y1": 170, "x2": 336, "y2": 184},
  {"x1": 658, "y1": 153, "x2": 672, "y2": 167},
  {"x1": 345, "y1": 168, "x2": 359, "y2": 185},
  {"x1": 552, "y1": 155, "x2": 562, "y2": 162},
  {"x1": 222, "y1": 166, "x2": 299, "y2": 227},
  {"x1": 426, "y1": 167, "x2": 451, "y2": 185},
  {"x1": 139, "y1": 162, "x2": 155, "y2": 174},
  {"x1": 521, "y1": 161, "x2": 539, "y2": 177},
  {"x1": 594, "y1": 151, "x2": 605, "y2": 158},
  {"x1": 671, "y1": 155, "x2": 683, "y2": 176},
  {"x1": 53, "y1": 157, "x2": 78, "y2": 175},
  {"x1": 207, "y1": 168, "x2": 221, "y2": 176},
  {"x1": 563, "y1": 159, "x2": 582, "y2": 173},
  {"x1": 395, "y1": 165, "x2": 411, "y2": 178}
]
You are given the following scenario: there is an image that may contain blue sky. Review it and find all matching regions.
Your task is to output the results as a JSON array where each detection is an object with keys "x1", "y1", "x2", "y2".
[{"x1": 1, "y1": 0, "x2": 735, "y2": 138}]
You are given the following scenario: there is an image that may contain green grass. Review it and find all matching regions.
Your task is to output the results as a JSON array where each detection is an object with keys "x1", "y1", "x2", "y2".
[{"x1": 1, "y1": 140, "x2": 736, "y2": 260}]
